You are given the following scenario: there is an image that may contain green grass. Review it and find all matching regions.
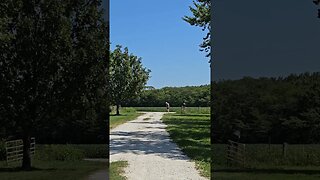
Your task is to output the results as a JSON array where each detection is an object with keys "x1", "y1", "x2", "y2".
[
  {"x1": 213, "y1": 144, "x2": 320, "y2": 167},
  {"x1": 110, "y1": 107, "x2": 143, "y2": 129},
  {"x1": 213, "y1": 144, "x2": 320, "y2": 179},
  {"x1": 36, "y1": 144, "x2": 108, "y2": 159},
  {"x1": 0, "y1": 159, "x2": 107, "y2": 180},
  {"x1": 110, "y1": 161, "x2": 128, "y2": 180},
  {"x1": 162, "y1": 113, "x2": 211, "y2": 178},
  {"x1": 132, "y1": 107, "x2": 210, "y2": 114}
]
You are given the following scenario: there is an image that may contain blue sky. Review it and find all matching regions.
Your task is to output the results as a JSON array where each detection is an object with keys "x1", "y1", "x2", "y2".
[{"x1": 110, "y1": 1, "x2": 210, "y2": 89}]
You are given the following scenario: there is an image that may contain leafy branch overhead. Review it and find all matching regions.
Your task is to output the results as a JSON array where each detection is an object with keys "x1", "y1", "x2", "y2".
[
  {"x1": 183, "y1": 0, "x2": 211, "y2": 58},
  {"x1": 314, "y1": 0, "x2": 320, "y2": 18}
]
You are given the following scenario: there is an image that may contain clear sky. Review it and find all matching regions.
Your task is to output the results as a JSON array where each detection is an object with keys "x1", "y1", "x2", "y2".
[{"x1": 110, "y1": 0, "x2": 210, "y2": 89}]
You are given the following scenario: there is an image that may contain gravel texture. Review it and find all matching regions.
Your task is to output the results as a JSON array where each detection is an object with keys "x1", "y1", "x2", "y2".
[{"x1": 110, "y1": 112, "x2": 207, "y2": 180}]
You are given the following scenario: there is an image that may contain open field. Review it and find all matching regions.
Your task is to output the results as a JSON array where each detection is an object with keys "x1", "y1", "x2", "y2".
[
  {"x1": 110, "y1": 161, "x2": 128, "y2": 180},
  {"x1": 162, "y1": 113, "x2": 210, "y2": 178},
  {"x1": 131, "y1": 106, "x2": 210, "y2": 114},
  {"x1": 213, "y1": 144, "x2": 320, "y2": 179}
]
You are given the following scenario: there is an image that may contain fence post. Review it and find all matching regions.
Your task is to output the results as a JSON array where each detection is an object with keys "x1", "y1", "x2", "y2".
[{"x1": 282, "y1": 142, "x2": 287, "y2": 158}]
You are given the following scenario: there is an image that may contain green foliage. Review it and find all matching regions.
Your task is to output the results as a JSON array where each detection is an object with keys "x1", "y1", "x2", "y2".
[
  {"x1": 124, "y1": 85, "x2": 210, "y2": 107},
  {"x1": 132, "y1": 106, "x2": 210, "y2": 114},
  {"x1": 212, "y1": 72, "x2": 320, "y2": 144},
  {"x1": 110, "y1": 45, "x2": 150, "y2": 114},
  {"x1": 35, "y1": 145, "x2": 85, "y2": 161},
  {"x1": 0, "y1": 0, "x2": 109, "y2": 144},
  {"x1": 183, "y1": 0, "x2": 211, "y2": 57}
]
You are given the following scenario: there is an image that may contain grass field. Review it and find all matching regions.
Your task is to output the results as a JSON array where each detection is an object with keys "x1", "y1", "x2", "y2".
[
  {"x1": 132, "y1": 106, "x2": 210, "y2": 114},
  {"x1": 213, "y1": 144, "x2": 320, "y2": 179},
  {"x1": 110, "y1": 107, "x2": 143, "y2": 129},
  {"x1": 110, "y1": 161, "x2": 128, "y2": 180},
  {"x1": 0, "y1": 159, "x2": 107, "y2": 180},
  {"x1": 162, "y1": 113, "x2": 211, "y2": 178},
  {"x1": 0, "y1": 144, "x2": 108, "y2": 180}
]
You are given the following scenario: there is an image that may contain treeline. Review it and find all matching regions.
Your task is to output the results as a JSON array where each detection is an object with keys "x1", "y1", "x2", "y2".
[
  {"x1": 123, "y1": 85, "x2": 210, "y2": 107},
  {"x1": 212, "y1": 72, "x2": 320, "y2": 144}
]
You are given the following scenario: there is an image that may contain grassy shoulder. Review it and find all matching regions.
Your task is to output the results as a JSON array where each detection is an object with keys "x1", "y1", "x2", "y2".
[
  {"x1": 110, "y1": 107, "x2": 143, "y2": 129},
  {"x1": 0, "y1": 159, "x2": 107, "y2": 180},
  {"x1": 213, "y1": 144, "x2": 320, "y2": 179},
  {"x1": 162, "y1": 113, "x2": 211, "y2": 178},
  {"x1": 110, "y1": 161, "x2": 128, "y2": 180},
  {"x1": 0, "y1": 144, "x2": 108, "y2": 180}
]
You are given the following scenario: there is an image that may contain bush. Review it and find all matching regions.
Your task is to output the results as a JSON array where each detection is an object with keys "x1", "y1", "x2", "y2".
[{"x1": 36, "y1": 144, "x2": 85, "y2": 161}]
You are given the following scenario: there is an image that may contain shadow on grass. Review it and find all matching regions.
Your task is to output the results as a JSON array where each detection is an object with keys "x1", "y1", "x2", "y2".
[
  {"x1": 0, "y1": 167, "x2": 57, "y2": 172},
  {"x1": 213, "y1": 168, "x2": 320, "y2": 175}
]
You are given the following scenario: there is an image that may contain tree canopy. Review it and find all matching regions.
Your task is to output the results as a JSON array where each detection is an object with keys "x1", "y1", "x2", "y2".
[
  {"x1": 183, "y1": 0, "x2": 211, "y2": 57},
  {"x1": 212, "y1": 72, "x2": 320, "y2": 144},
  {"x1": 0, "y1": 0, "x2": 108, "y2": 169},
  {"x1": 109, "y1": 45, "x2": 150, "y2": 115}
]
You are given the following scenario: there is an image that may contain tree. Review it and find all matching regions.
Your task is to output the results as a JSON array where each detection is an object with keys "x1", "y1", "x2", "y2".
[
  {"x1": 0, "y1": 0, "x2": 108, "y2": 169},
  {"x1": 314, "y1": 0, "x2": 320, "y2": 18},
  {"x1": 110, "y1": 45, "x2": 150, "y2": 115},
  {"x1": 183, "y1": 0, "x2": 211, "y2": 57}
]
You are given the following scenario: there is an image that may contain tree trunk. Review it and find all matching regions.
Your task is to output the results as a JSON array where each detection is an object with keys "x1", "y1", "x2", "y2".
[
  {"x1": 116, "y1": 103, "x2": 120, "y2": 115},
  {"x1": 22, "y1": 132, "x2": 31, "y2": 170}
]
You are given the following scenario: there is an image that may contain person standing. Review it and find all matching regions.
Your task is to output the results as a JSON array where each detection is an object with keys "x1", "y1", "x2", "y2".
[
  {"x1": 181, "y1": 102, "x2": 186, "y2": 113},
  {"x1": 165, "y1": 101, "x2": 170, "y2": 112}
]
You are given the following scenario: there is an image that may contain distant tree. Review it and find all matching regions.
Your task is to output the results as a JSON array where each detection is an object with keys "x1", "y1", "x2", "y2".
[
  {"x1": 110, "y1": 46, "x2": 150, "y2": 115},
  {"x1": 183, "y1": 0, "x2": 211, "y2": 57}
]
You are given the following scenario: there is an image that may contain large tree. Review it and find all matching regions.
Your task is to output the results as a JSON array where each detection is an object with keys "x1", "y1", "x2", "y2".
[
  {"x1": 110, "y1": 45, "x2": 150, "y2": 115},
  {"x1": 0, "y1": 0, "x2": 108, "y2": 170}
]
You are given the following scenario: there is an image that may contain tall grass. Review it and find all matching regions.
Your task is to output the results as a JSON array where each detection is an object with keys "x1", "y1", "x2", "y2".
[{"x1": 214, "y1": 144, "x2": 320, "y2": 167}]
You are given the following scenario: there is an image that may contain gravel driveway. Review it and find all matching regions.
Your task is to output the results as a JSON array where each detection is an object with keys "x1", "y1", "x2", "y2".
[{"x1": 110, "y1": 112, "x2": 208, "y2": 180}]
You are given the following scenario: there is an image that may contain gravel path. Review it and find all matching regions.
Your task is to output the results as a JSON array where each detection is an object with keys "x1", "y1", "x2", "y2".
[{"x1": 110, "y1": 112, "x2": 208, "y2": 180}]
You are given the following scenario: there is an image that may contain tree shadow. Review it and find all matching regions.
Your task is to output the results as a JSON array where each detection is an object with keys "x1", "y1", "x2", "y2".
[{"x1": 0, "y1": 167, "x2": 57, "y2": 172}]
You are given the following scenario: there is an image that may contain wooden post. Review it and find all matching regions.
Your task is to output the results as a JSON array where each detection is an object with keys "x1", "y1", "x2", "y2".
[{"x1": 282, "y1": 142, "x2": 287, "y2": 158}]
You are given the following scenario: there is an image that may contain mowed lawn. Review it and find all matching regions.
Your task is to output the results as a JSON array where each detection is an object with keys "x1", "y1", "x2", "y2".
[
  {"x1": 110, "y1": 107, "x2": 143, "y2": 129},
  {"x1": 162, "y1": 113, "x2": 211, "y2": 178},
  {"x1": 0, "y1": 159, "x2": 107, "y2": 180}
]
